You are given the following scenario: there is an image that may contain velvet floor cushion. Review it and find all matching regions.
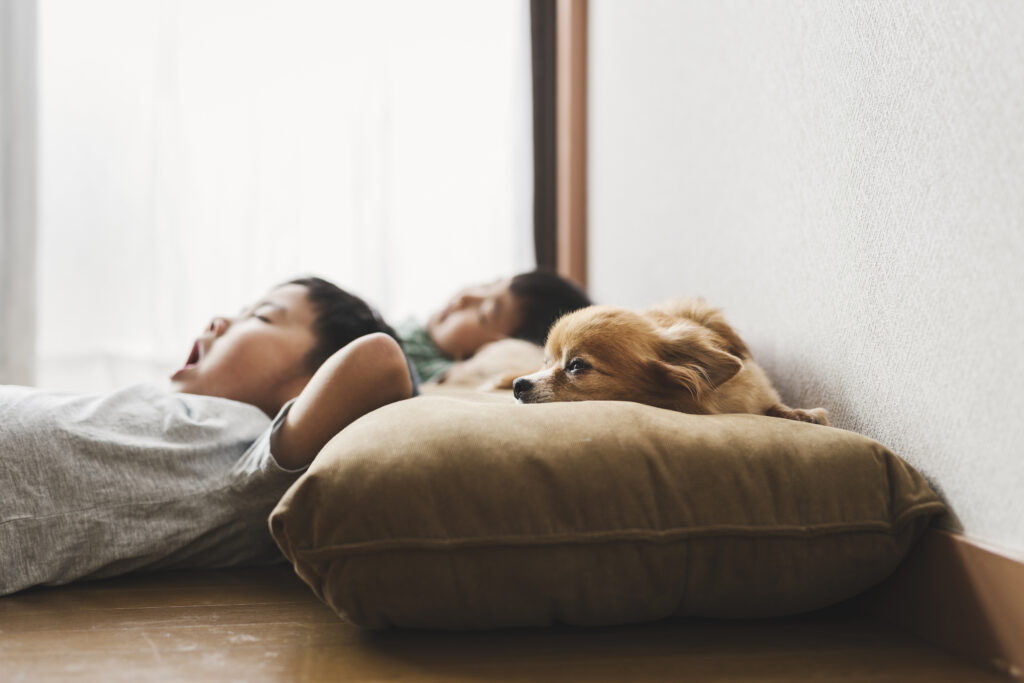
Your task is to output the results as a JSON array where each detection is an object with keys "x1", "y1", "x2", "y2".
[{"x1": 269, "y1": 392, "x2": 945, "y2": 630}]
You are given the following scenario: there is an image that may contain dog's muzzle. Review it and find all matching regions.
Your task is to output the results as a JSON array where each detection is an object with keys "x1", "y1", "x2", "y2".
[{"x1": 512, "y1": 377, "x2": 533, "y2": 402}]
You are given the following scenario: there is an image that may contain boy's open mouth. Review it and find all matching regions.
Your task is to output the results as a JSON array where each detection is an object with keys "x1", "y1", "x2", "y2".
[
  {"x1": 170, "y1": 341, "x2": 202, "y2": 381},
  {"x1": 182, "y1": 340, "x2": 201, "y2": 370}
]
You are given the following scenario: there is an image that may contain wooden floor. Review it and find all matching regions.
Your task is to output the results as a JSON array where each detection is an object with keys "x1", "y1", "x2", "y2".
[{"x1": 0, "y1": 565, "x2": 1004, "y2": 682}]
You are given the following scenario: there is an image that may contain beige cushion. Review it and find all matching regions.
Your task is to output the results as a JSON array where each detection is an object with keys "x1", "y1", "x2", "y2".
[{"x1": 269, "y1": 392, "x2": 945, "y2": 630}]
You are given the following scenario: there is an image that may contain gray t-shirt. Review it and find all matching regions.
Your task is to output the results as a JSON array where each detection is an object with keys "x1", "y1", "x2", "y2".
[{"x1": 0, "y1": 383, "x2": 302, "y2": 596}]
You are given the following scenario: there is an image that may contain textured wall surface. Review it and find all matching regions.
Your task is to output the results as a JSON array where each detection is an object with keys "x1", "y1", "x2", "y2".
[{"x1": 589, "y1": 1, "x2": 1024, "y2": 554}]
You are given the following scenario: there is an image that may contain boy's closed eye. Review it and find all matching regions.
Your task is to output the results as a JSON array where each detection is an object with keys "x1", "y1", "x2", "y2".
[
  {"x1": 254, "y1": 306, "x2": 277, "y2": 322},
  {"x1": 477, "y1": 298, "x2": 499, "y2": 329},
  {"x1": 238, "y1": 303, "x2": 282, "y2": 323}
]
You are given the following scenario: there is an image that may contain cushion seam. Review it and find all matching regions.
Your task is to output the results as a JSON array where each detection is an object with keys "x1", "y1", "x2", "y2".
[{"x1": 290, "y1": 500, "x2": 946, "y2": 559}]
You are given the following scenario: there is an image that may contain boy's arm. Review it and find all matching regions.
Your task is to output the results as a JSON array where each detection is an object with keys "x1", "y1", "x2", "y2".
[{"x1": 270, "y1": 333, "x2": 413, "y2": 470}]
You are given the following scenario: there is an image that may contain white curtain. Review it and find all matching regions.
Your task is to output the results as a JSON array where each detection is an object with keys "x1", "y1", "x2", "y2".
[
  {"x1": 36, "y1": 0, "x2": 534, "y2": 392},
  {"x1": 0, "y1": 0, "x2": 38, "y2": 387}
]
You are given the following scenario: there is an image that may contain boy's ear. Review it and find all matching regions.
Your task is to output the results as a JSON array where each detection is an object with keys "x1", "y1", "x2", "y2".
[{"x1": 651, "y1": 323, "x2": 743, "y2": 398}]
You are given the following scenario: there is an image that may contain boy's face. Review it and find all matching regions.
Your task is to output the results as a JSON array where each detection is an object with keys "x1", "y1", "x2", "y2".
[
  {"x1": 170, "y1": 283, "x2": 318, "y2": 416},
  {"x1": 427, "y1": 279, "x2": 523, "y2": 359}
]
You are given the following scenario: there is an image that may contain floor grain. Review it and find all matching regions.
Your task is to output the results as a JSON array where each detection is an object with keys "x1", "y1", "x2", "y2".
[{"x1": 0, "y1": 565, "x2": 1004, "y2": 682}]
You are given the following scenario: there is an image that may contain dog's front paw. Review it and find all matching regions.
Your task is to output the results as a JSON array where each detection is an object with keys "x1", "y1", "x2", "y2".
[
  {"x1": 805, "y1": 408, "x2": 830, "y2": 427},
  {"x1": 766, "y1": 405, "x2": 830, "y2": 426}
]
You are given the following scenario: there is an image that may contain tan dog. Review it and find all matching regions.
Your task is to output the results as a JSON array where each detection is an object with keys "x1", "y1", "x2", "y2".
[{"x1": 512, "y1": 298, "x2": 829, "y2": 425}]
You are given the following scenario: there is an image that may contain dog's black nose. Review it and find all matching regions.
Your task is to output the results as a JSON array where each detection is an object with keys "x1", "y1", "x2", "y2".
[{"x1": 513, "y1": 377, "x2": 533, "y2": 400}]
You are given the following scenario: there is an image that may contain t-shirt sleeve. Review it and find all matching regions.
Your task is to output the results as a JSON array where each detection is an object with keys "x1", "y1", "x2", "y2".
[
  {"x1": 397, "y1": 319, "x2": 452, "y2": 385},
  {"x1": 233, "y1": 397, "x2": 306, "y2": 476}
]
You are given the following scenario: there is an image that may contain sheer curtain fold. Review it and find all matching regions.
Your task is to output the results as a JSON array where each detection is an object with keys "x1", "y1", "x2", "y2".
[
  {"x1": 37, "y1": 0, "x2": 534, "y2": 393},
  {"x1": 0, "y1": 0, "x2": 38, "y2": 386}
]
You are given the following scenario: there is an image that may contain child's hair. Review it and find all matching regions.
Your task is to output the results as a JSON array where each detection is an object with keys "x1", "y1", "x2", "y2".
[
  {"x1": 285, "y1": 276, "x2": 400, "y2": 373},
  {"x1": 508, "y1": 270, "x2": 592, "y2": 345}
]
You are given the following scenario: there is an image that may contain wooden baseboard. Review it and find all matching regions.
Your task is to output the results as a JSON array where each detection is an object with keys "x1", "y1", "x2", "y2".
[{"x1": 856, "y1": 527, "x2": 1024, "y2": 679}]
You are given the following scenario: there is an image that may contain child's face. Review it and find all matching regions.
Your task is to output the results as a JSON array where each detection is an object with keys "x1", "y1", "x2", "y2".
[
  {"x1": 170, "y1": 283, "x2": 318, "y2": 416},
  {"x1": 427, "y1": 279, "x2": 523, "y2": 359}
]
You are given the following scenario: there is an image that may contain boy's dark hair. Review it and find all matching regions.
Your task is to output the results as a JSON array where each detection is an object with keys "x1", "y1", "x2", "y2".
[
  {"x1": 285, "y1": 276, "x2": 400, "y2": 374},
  {"x1": 508, "y1": 270, "x2": 592, "y2": 345}
]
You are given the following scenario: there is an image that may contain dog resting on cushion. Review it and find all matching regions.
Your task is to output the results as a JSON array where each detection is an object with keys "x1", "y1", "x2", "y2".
[{"x1": 512, "y1": 298, "x2": 829, "y2": 425}]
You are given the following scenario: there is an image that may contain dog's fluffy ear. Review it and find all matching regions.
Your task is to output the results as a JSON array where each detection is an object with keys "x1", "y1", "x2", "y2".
[{"x1": 651, "y1": 323, "x2": 743, "y2": 399}]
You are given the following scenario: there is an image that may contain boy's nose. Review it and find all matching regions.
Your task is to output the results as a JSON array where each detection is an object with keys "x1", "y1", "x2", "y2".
[
  {"x1": 208, "y1": 317, "x2": 230, "y2": 337},
  {"x1": 458, "y1": 294, "x2": 482, "y2": 309}
]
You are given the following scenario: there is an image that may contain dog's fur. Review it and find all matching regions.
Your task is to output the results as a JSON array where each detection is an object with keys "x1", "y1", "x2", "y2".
[{"x1": 513, "y1": 298, "x2": 829, "y2": 425}]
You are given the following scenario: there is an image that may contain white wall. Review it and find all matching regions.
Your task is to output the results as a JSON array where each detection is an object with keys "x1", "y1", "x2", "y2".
[{"x1": 589, "y1": 1, "x2": 1024, "y2": 555}]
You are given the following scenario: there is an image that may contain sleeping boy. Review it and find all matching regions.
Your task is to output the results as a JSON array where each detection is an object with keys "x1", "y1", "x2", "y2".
[
  {"x1": 0, "y1": 277, "x2": 413, "y2": 595},
  {"x1": 398, "y1": 269, "x2": 592, "y2": 385}
]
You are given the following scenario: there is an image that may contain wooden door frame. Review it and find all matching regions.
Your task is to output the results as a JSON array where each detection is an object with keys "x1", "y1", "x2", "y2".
[{"x1": 555, "y1": 0, "x2": 587, "y2": 290}]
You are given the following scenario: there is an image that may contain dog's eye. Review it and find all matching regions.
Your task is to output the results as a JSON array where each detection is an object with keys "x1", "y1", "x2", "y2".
[{"x1": 566, "y1": 358, "x2": 589, "y2": 374}]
